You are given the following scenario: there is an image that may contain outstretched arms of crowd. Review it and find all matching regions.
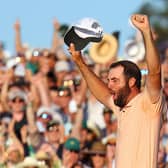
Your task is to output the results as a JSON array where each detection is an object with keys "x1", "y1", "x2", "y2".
[
  {"x1": 51, "y1": 18, "x2": 61, "y2": 53},
  {"x1": 131, "y1": 14, "x2": 162, "y2": 103},
  {"x1": 14, "y1": 19, "x2": 26, "y2": 53}
]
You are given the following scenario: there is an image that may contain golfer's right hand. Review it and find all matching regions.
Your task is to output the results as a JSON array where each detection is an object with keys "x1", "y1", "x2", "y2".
[{"x1": 69, "y1": 43, "x2": 82, "y2": 62}]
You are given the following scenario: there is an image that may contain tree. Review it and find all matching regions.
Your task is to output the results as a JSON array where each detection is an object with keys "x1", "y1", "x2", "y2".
[{"x1": 136, "y1": 0, "x2": 168, "y2": 44}]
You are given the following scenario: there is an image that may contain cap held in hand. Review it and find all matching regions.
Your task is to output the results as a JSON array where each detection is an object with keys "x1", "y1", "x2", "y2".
[{"x1": 64, "y1": 17, "x2": 103, "y2": 51}]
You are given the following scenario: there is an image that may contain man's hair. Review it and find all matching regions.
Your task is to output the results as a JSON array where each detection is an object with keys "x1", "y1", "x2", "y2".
[{"x1": 109, "y1": 60, "x2": 142, "y2": 90}]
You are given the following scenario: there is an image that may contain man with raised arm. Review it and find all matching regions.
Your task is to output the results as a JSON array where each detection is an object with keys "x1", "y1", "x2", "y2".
[{"x1": 69, "y1": 14, "x2": 167, "y2": 168}]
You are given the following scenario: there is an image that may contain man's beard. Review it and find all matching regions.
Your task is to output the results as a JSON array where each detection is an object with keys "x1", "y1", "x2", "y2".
[{"x1": 114, "y1": 83, "x2": 131, "y2": 108}]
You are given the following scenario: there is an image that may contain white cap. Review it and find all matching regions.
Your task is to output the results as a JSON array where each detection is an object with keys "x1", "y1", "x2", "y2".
[
  {"x1": 8, "y1": 90, "x2": 27, "y2": 101},
  {"x1": 14, "y1": 64, "x2": 26, "y2": 77},
  {"x1": 74, "y1": 17, "x2": 103, "y2": 39},
  {"x1": 54, "y1": 60, "x2": 71, "y2": 72},
  {"x1": 64, "y1": 17, "x2": 103, "y2": 51},
  {"x1": 36, "y1": 106, "x2": 63, "y2": 123}
]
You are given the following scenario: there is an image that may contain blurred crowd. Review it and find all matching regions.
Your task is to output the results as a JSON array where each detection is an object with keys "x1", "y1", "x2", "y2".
[{"x1": 0, "y1": 18, "x2": 167, "y2": 168}]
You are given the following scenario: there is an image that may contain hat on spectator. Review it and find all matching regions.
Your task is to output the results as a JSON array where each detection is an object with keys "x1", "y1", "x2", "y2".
[
  {"x1": 8, "y1": 90, "x2": 27, "y2": 101},
  {"x1": 36, "y1": 106, "x2": 63, "y2": 123},
  {"x1": 89, "y1": 33, "x2": 118, "y2": 64},
  {"x1": 36, "y1": 106, "x2": 54, "y2": 117},
  {"x1": 64, "y1": 17, "x2": 103, "y2": 50},
  {"x1": 16, "y1": 156, "x2": 46, "y2": 168},
  {"x1": 64, "y1": 137, "x2": 80, "y2": 152},
  {"x1": 83, "y1": 141, "x2": 106, "y2": 155},
  {"x1": 102, "y1": 133, "x2": 117, "y2": 145},
  {"x1": 36, "y1": 151, "x2": 50, "y2": 160},
  {"x1": 123, "y1": 39, "x2": 145, "y2": 63},
  {"x1": 6, "y1": 144, "x2": 23, "y2": 159},
  {"x1": 0, "y1": 112, "x2": 12, "y2": 124},
  {"x1": 46, "y1": 119, "x2": 60, "y2": 130},
  {"x1": 54, "y1": 60, "x2": 71, "y2": 72}
]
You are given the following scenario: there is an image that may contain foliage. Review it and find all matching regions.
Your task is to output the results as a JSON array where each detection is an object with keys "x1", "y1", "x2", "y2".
[{"x1": 136, "y1": 0, "x2": 168, "y2": 44}]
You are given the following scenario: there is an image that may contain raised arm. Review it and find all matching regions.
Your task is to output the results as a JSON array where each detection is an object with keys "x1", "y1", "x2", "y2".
[
  {"x1": 69, "y1": 43, "x2": 113, "y2": 109},
  {"x1": 131, "y1": 14, "x2": 162, "y2": 103},
  {"x1": 51, "y1": 18, "x2": 67, "y2": 60},
  {"x1": 14, "y1": 19, "x2": 25, "y2": 53},
  {"x1": 51, "y1": 18, "x2": 61, "y2": 53},
  {"x1": 0, "y1": 69, "x2": 14, "y2": 111}
]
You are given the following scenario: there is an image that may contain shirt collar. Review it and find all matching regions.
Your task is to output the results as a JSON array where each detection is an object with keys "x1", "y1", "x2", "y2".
[{"x1": 120, "y1": 92, "x2": 141, "y2": 111}]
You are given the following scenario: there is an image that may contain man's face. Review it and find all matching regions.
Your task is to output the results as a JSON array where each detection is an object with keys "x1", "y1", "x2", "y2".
[
  {"x1": 107, "y1": 66, "x2": 130, "y2": 108},
  {"x1": 7, "y1": 149, "x2": 22, "y2": 163},
  {"x1": 91, "y1": 153, "x2": 106, "y2": 167},
  {"x1": 39, "y1": 57, "x2": 51, "y2": 74},
  {"x1": 63, "y1": 148, "x2": 79, "y2": 166},
  {"x1": 50, "y1": 90, "x2": 60, "y2": 105},
  {"x1": 57, "y1": 89, "x2": 71, "y2": 108},
  {"x1": 10, "y1": 97, "x2": 25, "y2": 112},
  {"x1": 46, "y1": 124, "x2": 61, "y2": 143}
]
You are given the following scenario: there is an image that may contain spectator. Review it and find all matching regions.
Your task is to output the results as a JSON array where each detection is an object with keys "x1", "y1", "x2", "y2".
[
  {"x1": 103, "y1": 134, "x2": 117, "y2": 168},
  {"x1": 82, "y1": 141, "x2": 107, "y2": 168},
  {"x1": 62, "y1": 137, "x2": 81, "y2": 168},
  {"x1": 100, "y1": 107, "x2": 115, "y2": 137}
]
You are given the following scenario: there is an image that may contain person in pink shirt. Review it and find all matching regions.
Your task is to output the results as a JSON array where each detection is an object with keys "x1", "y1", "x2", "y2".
[{"x1": 69, "y1": 14, "x2": 167, "y2": 168}]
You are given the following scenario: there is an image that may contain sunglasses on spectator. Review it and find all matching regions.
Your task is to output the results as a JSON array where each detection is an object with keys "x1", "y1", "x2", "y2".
[
  {"x1": 39, "y1": 113, "x2": 52, "y2": 120},
  {"x1": 107, "y1": 142, "x2": 116, "y2": 146},
  {"x1": 63, "y1": 79, "x2": 81, "y2": 88},
  {"x1": 69, "y1": 150, "x2": 79, "y2": 154},
  {"x1": 58, "y1": 90, "x2": 71, "y2": 97},
  {"x1": 91, "y1": 153, "x2": 105, "y2": 157},
  {"x1": 12, "y1": 98, "x2": 24, "y2": 103},
  {"x1": 63, "y1": 80, "x2": 74, "y2": 87},
  {"x1": 48, "y1": 126, "x2": 59, "y2": 132}
]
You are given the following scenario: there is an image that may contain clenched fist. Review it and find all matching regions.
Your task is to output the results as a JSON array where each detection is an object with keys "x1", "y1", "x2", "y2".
[
  {"x1": 14, "y1": 19, "x2": 21, "y2": 31},
  {"x1": 130, "y1": 14, "x2": 151, "y2": 33}
]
